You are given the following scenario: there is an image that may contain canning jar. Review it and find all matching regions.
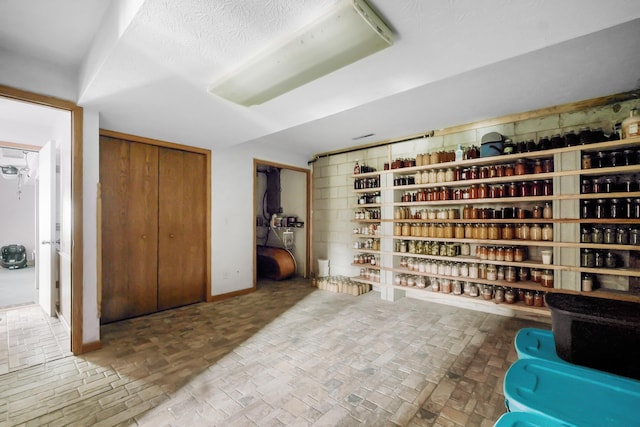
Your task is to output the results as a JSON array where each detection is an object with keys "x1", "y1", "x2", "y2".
[
  {"x1": 581, "y1": 178, "x2": 592, "y2": 194},
  {"x1": 507, "y1": 182, "x2": 518, "y2": 197},
  {"x1": 503, "y1": 224, "x2": 515, "y2": 240},
  {"x1": 460, "y1": 243, "x2": 471, "y2": 256},
  {"x1": 494, "y1": 287, "x2": 505, "y2": 303},
  {"x1": 520, "y1": 223, "x2": 531, "y2": 240},
  {"x1": 581, "y1": 200, "x2": 595, "y2": 218},
  {"x1": 486, "y1": 265, "x2": 497, "y2": 281},
  {"x1": 610, "y1": 198, "x2": 625, "y2": 219},
  {"x1": 543, "y1": 180, "x2": 553, "y2": 196},
  {"x1": 581, "y1": 226, "x2": 592, "y2": 243},
  {"x1": 505, "y1": 288, "x2": 516, "y2": 303},
  {"x1": 543, "y1": 202, "x2": 553, "y2": 219},
  {"x1": 582, "y1": 153, "x2": 592, "y2": 169},
  {"x1": 631, "y1": 228, "x2": 640, "y2": 246},
  {"x1": 505, "y1": 266, "x2": 517, "y2": 283},
  {"x1": 487, "y1": 246, "x2": 496, "y2": 261},
  {"x1": 617, "y1": 227, "x2": 629, "y2": 245},
  {"x1": 604, "y1": 227, "x2": 616, "y2": 244},
  {"x1": 514, "y1": 247, "x2": 525, "y2": 262},
  {"x1": 519, "y1": 267, "x2": 530, "y2": 281},
  {"x1": 531, "y1": 181, "x2": 542, "y2": 196},
  {"x1": 524, "y1": 291, "x2": 534, "y2": 306},
  {"x1": 455, "y1": 223, "x2": 465, "y2": 239},
  {"x1": 594, "y1": 250, "x2": 604, "y2": 268},
  {"x1": 531, "y1": 269, "x2": 542, "y2": 283},
  {"x1": 530, "y1": 224, "x2": 542, "y2": 241},
  {"x1": 488, "y1": 224, "x2": 501, "y2": 240},
  {"x1": 478, "y1": 183, "x2": 488, "y2": 199},
  {"x1": 534, "y1": 291, "x2": 545, "y2": 307},
  {"x1": 605, "y1": 251, "x2": 617, "y2": 268},
  {"x1": 581, "y1": 248, "x2": 595, "y2": 267},
  {"x1": 469, "y1": 263, "x2": 479, "y2": 278},
  {"x1": 532, "y1": 205, "x2": 543, "y2": 219},
  {"x1": 482, "y1": 285, "x2": 493, "y2": 300},
  {"x1": 496, "y1": 246, "x2": 505, "y2": 261},
  {"x1": 582, "y1": 274, "x2": 593, "y2": 292},
  {"x1": 441, "y1": 278, "x2": 452, "y2": 293},
  {"x1": 595, "y1": 199, "x2": 608, "y2": 219},
  {"x1": 542, "y1": 224, "x2": 554, "y2": 241},
  {"x1": 504, "y1": 163, "x2": 515, "y2": 176},
  {"x1": 515, "y1": 159, "x2": 527, "y2": 175},
  {"x1": 505, "y1": 246, "x2": 514, "y2": 262}
]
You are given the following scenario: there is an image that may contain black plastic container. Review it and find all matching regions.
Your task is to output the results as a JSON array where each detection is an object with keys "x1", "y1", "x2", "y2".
[{"x1": 545, "y1": 293, "x2": 640, "y2": 380}]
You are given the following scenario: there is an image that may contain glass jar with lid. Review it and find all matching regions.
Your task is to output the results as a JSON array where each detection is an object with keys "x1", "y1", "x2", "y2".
[
  {"x1": 520, "y1": 223, "x2": 531, "y2": 240},
  {"x1": 530, "y1": 224, "x2": 542, "y2": 241},
  {"x1": 505, "y1": 288, "x2": 516, "y2": 303},
  {"x1": 534, "y1": 291, "x2": 545, "y2": 307},
  {"x1": 488, "y1": 224, "x2": 501, "y2": 240},
  {"x1": 514, "y1": 247, "x2": 526, "y2": 262},
  {"x1": 541, "y1": 270, "x2": 554, "y2": 288},
  {"x1": 494, "y1": 286, "x2": 505, "y2": 303},
  {"x1": 604, "y1": 227, "x2": 616, "y2": 244},
  {"x1": 487, "y1": 246, "x2": 496, "y2": 261},
  {"x1": 505, "y1": 266, "x2": 517, "y2": 283},
  {"x1": 542, "y1": 224, "x2": 553, "y2": 241},
  {"x1": 486, "y1": 265, "x2": 498, "y2": 281},
  {"x1": 594, "y1": 250, "x2": 604, "y2": 268},
  {"x1": 592, "y1": 226, "x2": 604, "y2": 244},
  {"x1": 543, "y1": 202, "x2": 553, "y2": 219},
  {"x1": 496, "y1": 246, "x2": 505, "y2": 261},
  {"x1": 581, "y1": 248, "x2": 595, "y2": 267},
  {"x1": 581, "y1": 226, "x2": 592, "y2": 243},
  {"x1": 460, "y1": 242, "x2": 471, "y2": 256},
  {"x1": 515, "y1": 159, "x2": 527, "y2": 175}
]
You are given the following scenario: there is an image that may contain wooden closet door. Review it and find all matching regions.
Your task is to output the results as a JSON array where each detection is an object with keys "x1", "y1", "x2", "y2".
[
  {"x1": 157, "y1": 148, "x2": 206, "y2": 310},
  {"x1": 100, "y1": 137, "x2": 159, "y2": 323}
]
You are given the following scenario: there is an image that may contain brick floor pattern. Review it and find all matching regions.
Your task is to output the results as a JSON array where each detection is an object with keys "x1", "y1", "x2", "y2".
[{"x1": 0, "y1": 278, "x2": 547, "y2": 426}]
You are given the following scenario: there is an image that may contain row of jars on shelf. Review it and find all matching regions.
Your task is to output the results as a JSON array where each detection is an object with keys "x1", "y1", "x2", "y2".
[
  {"x1": 352, "y1": 224, "x2": 379, "y2": 235},
  {"x1": 394, "y1": 222, "x2": 554, "y2": 241},
  {"x1": 352, "y1": 254, "x2": 379, "y2": 265},
  {"x1": 581, "y1": 148, "x2": 640, "y2": 169},
  {"x1": 581, "y1": 249, "x2": 623, "y2": 269},
  {"x1": 356, "y1": 192, "x2": 381, "y2": 205},
  {"x1": 396, "y1": 240, "x2": 532, "y2": 263},
  {"x1": 581, "y1": 225, "x2": 640, "y2": 246},
  {"x1": 581, "y1": 198, "x2": 640, "y2": 219},
  {"x1": 353, "y1": 239, "x2": 380, "y2": 250},
  {"x1": 398, "y1": 180, "x2": 553, "y2": 202},
  {"x1": 396, "y1": 275, "x2": 548, "y2": 307},
  {"x1": 357, "y1": 268, "x2": 381, "y2": 282},
  {"x1": 354, "y1": 209, "x2": 381, "y2": 220},
  {"x1": 394, "y1": 204, "x2": 552, "y2": 221},
  {"x1": 580, "y1": 176, "x2": 639, "y2": 194},
  {"x1": 354, "y1": 176, "x2": 380, "y2": 190},
  {"x1": 394, "y1": 158, "x2": 553, "y2": 187},
  {"x1": 398, "y1": 257, "x2": 552, "y2": 285}
]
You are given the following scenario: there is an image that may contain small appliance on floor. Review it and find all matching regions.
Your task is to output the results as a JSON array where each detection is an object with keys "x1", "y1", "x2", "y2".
[{"x1": 1, "y1": 244, "x2": 27, "y2": 269}]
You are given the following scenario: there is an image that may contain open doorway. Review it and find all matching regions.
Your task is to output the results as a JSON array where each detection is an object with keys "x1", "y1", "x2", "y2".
[
  {"x1": 254, "y1": 160, "x2": 310, "y2": 288},
  {"x1": 0, "y1": 85, "x2": 82, "y2": 371}
]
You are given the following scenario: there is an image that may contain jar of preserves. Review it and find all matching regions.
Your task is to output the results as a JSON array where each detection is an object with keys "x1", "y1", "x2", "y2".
[
  {"x1": 531, "y1": 181, "x2": 542, "y2": 197},
  {"x1": 479, "y1": 166, "x2": 489, "y2": 179},
  {"x1": 496, "y1": 246, "x2": 505, "y2": 261},
  {"x1": 605, "y1": 251, "x2": 618, "y2": 268},
  {"x1": 530, "y1": 224, "x2": 542, "y2": 241},
  {"x1": 478, "y1": 224, "x2": 489, "y2": 239},
  {"x1": 581, "y1": 200, "x2": 595, "y2": 219},
  {"x1": 581, "y1": 226, "x2": 592, "y2": 243},
  {"x1": 505, "y1": 288, "x2": 516, "y2": 303},
  {"x1": 504, "y1": 163, "x2": 515, "y2": 176},
  {"x1": 542, "y1": 224, "x2": 553, "y2": 241},
  {"x1": 495, "y1": 164, "x2": 505, "y2": 177},
  {"x1": 519, "y1": 266, "x2": 530, "y2": 281},
  {"x1": 604, "y1": 227, "x2": 616, "y2": 244},
  {"x1": 506, "y1": 182, "x2": 518, "y2": 198},
  {"x1": 469, "y1": 283, "x2": 479, "y2": 297},
  {"x1": 469, "y1": 263, "x2": 479, "y2": 279},
  {"x1": 519, "y1": 182, "x2": 531, "y2": 197},
  {"x1": 582, "y1": 273, "x2": 594, "y2": 292},
  {"x1": 514, "y1": 247, "x2": 525, "y2": 262},
  {"x1": 478, "y1": 245, "x2": 488, "y2": 260},
  {"x1": 444, "y1": 223, "x2": 454, "y2": 239},
  {"x1": 515, "y1": 159, "x2": 527, "y2": 175},
  {"x1": 610, "y1": 198, "x2": 625, "y2": 219},
  {"x1": 594, "y1": 250, "x2": 604, "y2": 268},
  {"x1": 595, "y1": 199, "x2": 608, "y2": 219},
  {"x1": 494, "y1": 286, "x2": 505, "y2": 303},
  {"x1": 617, "y1": 227, "x2": 629, "y2": 245},
  {"x1": 486, "y1": 265, "x2": 497, "y2": 281},
  {"x1": 582, "y1": 153, "x2": 592, "y2": 169},
  {"x1": 460, "y1": 243, "x2": 471, "y2": 256},
  {"x1": 469, "y1": 166, "x2": 479, "y2": 180},
  {"x1": 543, "y1": 202, "x2": 553, "y2": 219},
  {"x1": 519, "y1": 223, "x2": 530, "y2": 240},
  {"x1": 581, "y1": 178, "x2": 592, "y2": 194},
  {"x1": 478, "y1": 263, "x2": 487, "y2": 279},
  {"x1": 542, "y1": 180, "x2": 553, "y2": 196},
  {"x1": 534, "y1": 291, "x2": 545, "y2": 307},
  {"x1": 504, "y1": 246, "x2": 514, "y2": 262},
  {"x1": 524, "y1": 291, "x2": 534, "y2": 306},
  {"x1": 441, "y1": 278, "x2": 452, "y2": 293},
  {"x1": 481, "y1": 285, "x2": 493, "y2": 300},
  {"x1": 631, "y1": 228, "x2": 640, "y2": 246},
  {"x1": 502, "y1": 224, "x2": 514, "y2": 240},
  {"x1": 460, "y1": 263, "x2": 469, "y2": 277},
  {"x1": 505, "y1": 266, "x2": 517, "y2": 283},
  {"x1": 487, "y1": 246, "x2": 496, "y2": 261},
  {"x1": 488, "y1": 224, "x2": 501, "y2": 240},
  {"x1": 454, "y1": 223, "x2": 465, "y2": 239},
  {"x1": 478, "y1": 183, "x2": 488, "y2": 199},
  {"x1": 541, "y1": 270, "x2": 554, "y2": 288},
  {"x1": 581, "y1": 248, "x2": 595, "y2": 267},
  {"x1": 531, "y1": 269, "x2": 542, "y2": 283}
]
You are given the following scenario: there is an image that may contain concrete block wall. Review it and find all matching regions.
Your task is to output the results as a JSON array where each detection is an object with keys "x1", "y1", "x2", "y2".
[{"x1": 312, "y1": 97, "x2": 639, "y2": 292}]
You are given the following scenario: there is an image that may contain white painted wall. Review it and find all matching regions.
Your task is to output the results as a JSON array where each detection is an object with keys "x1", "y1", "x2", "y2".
[
  {"x1": 0, "y1": 178, "x2": 36, "y2": 259},
  {"x1": 211, "y1": 144, "x2": 309, "y2": 295},
  {"x1": 82, "y1": 109, "x2": 100, "y2": 344}
]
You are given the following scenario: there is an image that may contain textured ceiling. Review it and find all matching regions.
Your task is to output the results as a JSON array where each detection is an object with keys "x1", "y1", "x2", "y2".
[{"x1": 1, "y1": 0, "x2": 640, "y2": 158}]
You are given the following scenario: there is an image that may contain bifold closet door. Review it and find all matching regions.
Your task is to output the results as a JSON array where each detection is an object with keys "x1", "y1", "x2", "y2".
[
  {"x1": 157, "y1": 148, "x2": 206, "y2": 310},
  {"x1": 100, "y1": 137, "x2": 159, "y2": 323}
]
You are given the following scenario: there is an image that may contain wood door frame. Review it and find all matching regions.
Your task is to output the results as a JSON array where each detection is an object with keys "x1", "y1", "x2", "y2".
[
  {"x1": 0, "y1": 84, "x2": 84, "y2": 355},
  {"x1": 253, "y1": 159, "x2": 311, "y2": 289},
  {"x1": 98, "y1": 129, "x2": 212, "y2": 302}
]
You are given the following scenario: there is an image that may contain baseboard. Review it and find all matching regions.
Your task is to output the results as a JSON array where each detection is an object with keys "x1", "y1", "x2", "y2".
[{"x1": 80, "y1": 340, "x2": 102, "y2": 354}]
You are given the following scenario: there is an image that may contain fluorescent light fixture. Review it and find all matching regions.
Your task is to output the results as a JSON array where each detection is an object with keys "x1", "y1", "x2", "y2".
[{"x1": 208, "y1": 0, "x2": 393, "y2": 106}]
